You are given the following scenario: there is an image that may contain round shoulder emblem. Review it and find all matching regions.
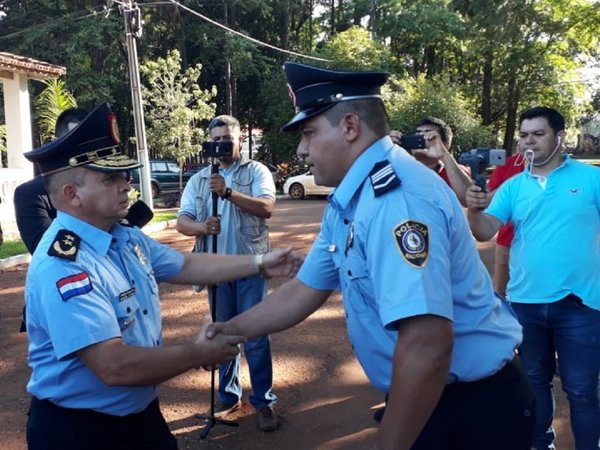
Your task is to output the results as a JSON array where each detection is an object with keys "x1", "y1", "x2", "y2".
[{"x1": 393, "y1": 220, "x2": 429, "y2": 267}]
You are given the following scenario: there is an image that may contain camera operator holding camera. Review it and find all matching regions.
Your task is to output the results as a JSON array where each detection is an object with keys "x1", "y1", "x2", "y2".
[
  {"x1": 176, "y1": 115, "x2": 279, "y2": 432},
  {"x1": 466, "y1": 106, "x2": 600, "y2": 450},
  {"x1": 391, "y1": 117, "x2": 472, "y2": 206}
]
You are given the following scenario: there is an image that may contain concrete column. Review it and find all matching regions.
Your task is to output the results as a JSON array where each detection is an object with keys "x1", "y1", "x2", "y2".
[{"x1": 3, "y1": 72, "x2": 33, "y2": 170}]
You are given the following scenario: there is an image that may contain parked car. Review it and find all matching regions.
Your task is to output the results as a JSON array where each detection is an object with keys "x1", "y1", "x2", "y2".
[
  {"x1": 131, "y1": 160, "x2": 196, "y2": 198},
  {"x1": 283, "y1": 171, "x2": 333, "y2": 199}
]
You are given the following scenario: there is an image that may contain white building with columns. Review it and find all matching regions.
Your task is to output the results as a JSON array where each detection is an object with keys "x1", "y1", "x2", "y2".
[{"x1": 0, "y1": 52, "x2": 66, "y2": 221}]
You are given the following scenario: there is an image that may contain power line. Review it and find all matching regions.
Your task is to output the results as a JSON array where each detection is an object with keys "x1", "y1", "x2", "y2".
[
  {"x1": 164, "y1": 0, "x2": 329, "y2": 62},
  {"x1": 0, "y1": 6, "x2": 116, "y2": 42}
]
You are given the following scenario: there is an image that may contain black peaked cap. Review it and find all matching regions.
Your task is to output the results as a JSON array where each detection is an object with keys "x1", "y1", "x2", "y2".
[
  {"x1": 282, "y1": 62, "x2": 390, "y2": 131},
  {"x1": 24, "y1": 103, "x2": 141, "y2": 176}
]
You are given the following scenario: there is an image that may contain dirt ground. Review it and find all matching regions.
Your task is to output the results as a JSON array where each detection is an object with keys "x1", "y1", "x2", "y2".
[{"x1": 0, "y1": 199, "x2": 574, "y2": 449}]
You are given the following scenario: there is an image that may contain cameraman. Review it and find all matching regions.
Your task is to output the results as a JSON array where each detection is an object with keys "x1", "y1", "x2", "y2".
[
  {"x1": 392, "y1": 117, "x2": 472, "y2": 206},
  {"x1": 176, "y1": 115, "x2": 279, "y2": 432}
]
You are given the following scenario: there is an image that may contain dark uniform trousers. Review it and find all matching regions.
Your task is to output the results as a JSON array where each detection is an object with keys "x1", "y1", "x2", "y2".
[
  {"x1": 27, "y1": 397, "x2": 178, "y2": 450},
  {"x1": 411, "y1": 356, "x2": 536, "y2": 450}
]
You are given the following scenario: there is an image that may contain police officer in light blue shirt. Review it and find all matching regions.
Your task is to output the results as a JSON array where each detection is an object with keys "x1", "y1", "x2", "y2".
[
  {"x1": 23, "y1": 103, "x2": 300, "y2": 450},
  {"x1": 207, "y1": 62, "x2": 536, "y2": 450}
]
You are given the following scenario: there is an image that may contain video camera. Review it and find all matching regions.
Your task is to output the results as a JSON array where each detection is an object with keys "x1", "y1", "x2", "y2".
[
  {"x1": 202, "y1": 141, "x2": 233, "y2": 160},
  {"x1": 458, "y1": 148, "x2": 506, "y2": 192}
]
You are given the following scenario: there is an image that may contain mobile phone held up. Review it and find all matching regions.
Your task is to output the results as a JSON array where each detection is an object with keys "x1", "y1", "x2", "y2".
[{"x1": 399, "y1": 134, "x2": 426, "y2": 150}]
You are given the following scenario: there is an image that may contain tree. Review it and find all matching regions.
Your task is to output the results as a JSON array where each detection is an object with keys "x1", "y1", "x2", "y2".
[
  {"x1": 139, "y1": 49, "x2": 217, "y2": 190},
  {"x1": 34, "y1": 78, "x2": 77, "y2": 144},
  {"x1": 384, "y1": 74, "x2": 492, "y2": 154}
]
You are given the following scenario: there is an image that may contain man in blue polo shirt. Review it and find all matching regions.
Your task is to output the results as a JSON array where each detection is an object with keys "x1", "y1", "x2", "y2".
[
  {"x1": 466, "y1": 106, "x2": 600, "y2": 450},
  {"x1": 207, "y1": 62, "x2": 536, "y2": 449}
]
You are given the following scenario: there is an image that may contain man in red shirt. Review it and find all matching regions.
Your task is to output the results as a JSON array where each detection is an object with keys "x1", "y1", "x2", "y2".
[
  {"x1": 392, "y1": 117, "x2": 472, "y2": 206},
  {"x1": 486, "y1": 153, "x2": 526, "y2": 297}
]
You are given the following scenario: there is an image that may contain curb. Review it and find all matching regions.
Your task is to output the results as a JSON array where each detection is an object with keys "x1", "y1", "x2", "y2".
[
  {"x1": 0, "y1": 220, "x2": 177, "y2": 271},
  {"x1": 0, "y1": 253, "x2": 32, "y2": 270}
]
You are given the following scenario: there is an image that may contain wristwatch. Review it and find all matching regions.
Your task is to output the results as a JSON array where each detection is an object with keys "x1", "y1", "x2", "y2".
[{"x1": 222, "y1": 187, "x2": 232, "y2": 199}]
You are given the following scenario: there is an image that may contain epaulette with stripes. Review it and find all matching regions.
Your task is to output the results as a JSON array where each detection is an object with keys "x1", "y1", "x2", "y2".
[{"x1": 369, "y1": 160, "x2": 401, "y2": 197}]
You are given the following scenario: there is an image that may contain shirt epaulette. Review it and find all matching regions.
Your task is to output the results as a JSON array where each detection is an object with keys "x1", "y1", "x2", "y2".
[
  {"x1": 369, "y1": 160, "x2": 401, "y2": 197},
  {"x1": 48, "y1": 229, "x2": 81, "y2": 261}
]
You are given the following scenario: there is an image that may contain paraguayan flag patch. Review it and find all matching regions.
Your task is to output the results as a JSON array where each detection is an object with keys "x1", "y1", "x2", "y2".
[
  {"x1": 369, "y1": 160, "x2": 400, "y2": 197},
  {"x1": 57, "y1": 272, "x2": 92, "y2": 302}
]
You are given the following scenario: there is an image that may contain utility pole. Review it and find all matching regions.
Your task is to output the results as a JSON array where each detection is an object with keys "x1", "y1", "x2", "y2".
[{"x1": 122, "y1": 0, "x2": 153, "y2": 209}]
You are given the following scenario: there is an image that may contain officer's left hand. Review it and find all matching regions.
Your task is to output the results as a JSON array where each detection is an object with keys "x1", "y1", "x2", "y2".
[
  {"x1": 209, "y1": 173, "x2": 227, "y2": 197},
  {"x1": 261, "y1": 248, "x2": 304, "y2": 279}
]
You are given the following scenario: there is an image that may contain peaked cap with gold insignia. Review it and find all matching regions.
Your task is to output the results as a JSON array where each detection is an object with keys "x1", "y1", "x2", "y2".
[{"x1": 24, "y1": 103, "x2": 141, "y2": 176}]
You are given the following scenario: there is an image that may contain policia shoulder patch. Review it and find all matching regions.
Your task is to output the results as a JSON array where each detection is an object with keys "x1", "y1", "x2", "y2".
[
  {"x1": 393, "y1": 220, "x2": 429, "y2": 267},
  {"x1": 48, "y1": 229, "x2": 81, "y2": 261}
]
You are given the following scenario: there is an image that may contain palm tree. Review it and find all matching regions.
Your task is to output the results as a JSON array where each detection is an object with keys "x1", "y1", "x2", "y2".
[{"x1": 35, "y1": 78, "x2": 77, "y2": 144}]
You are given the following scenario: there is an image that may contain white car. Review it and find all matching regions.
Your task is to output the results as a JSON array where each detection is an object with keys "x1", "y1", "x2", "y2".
[{"x1": 283, "y1": 171, "x2": 333, "y2": 199}]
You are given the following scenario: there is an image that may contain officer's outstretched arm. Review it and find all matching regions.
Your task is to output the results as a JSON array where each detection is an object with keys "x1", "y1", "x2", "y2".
[
  {"x1": 170, "y1": 247, "x2": 302, "y2": 286},
  {"x1": 78, "y1": 318, "x2": 245, "y2": 386},
  {"x1": 207, "y1": 278, "x2": 330, "y2": 340}
]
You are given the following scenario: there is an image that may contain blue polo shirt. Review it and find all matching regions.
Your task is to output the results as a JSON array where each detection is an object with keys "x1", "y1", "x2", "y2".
[
  {"x1": 26, "y1": 211, "x2": 184, "y2": 415},
  {"x1": 297, "y1": 137, "x2": 522, "y2": 393},
  {"x1": 486, "y1": 155, "x2": 600, "y2": 310}
]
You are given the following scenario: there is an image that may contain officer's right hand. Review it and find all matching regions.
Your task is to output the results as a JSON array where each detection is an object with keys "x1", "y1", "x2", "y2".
[
  {"x1": 465, "y1": 185, "x2": 489, "y2": 211},
  {"x1": 194, "y1": 318, "x2": 245, "y2": 367}
]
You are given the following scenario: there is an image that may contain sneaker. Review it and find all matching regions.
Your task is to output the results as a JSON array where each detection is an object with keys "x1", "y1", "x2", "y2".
[
  {"x1": 257, "y1": 406, "x2": 279, "y2": 432},
  {"x1": 196, "y1": 399, "x2": 241, "y2": 419}
]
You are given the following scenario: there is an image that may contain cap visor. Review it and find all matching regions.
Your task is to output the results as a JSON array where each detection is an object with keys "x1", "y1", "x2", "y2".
[{"x1": 281, "y1": 104, "x2": 336, "y2": 132}]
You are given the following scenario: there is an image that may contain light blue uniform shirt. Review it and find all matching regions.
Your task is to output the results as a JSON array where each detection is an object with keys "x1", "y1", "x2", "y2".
[
  {"x1": 297, "y1": 137, "x2": 522, "y2": 393},
  {"x1": 26, "y1": 211, "x2": 184, "y2": 415},
  {"x1": 486, "y1": 156, "x2": 600, "y2": 310}
]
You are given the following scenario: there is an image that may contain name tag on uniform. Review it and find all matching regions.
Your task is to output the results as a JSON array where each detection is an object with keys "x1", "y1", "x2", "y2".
[{"x1": 119, "y1": 287, "x2": 135, "y2": 302}]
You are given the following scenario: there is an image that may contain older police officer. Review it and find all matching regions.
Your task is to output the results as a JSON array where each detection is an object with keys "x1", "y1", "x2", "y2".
[
  {"x1": 207, "y1": 62, "x2": 536, "y2": 449},
  {"x1": 23, "y1": 103, "x2": 300, "y2": 450}
]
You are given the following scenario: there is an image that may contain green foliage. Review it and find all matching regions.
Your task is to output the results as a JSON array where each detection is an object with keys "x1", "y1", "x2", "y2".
[
  {"x1": 140, "y1": 49, "x2": 217, "y2": 187},
  {"x1": 320, "y1": 26, "x2": 393, "y2": 70},
  {"x1": 0, "y1": 124, "x2": 6, "y2": 155},
  {"x1": 384, "y1": 74, "x2": 492, "y2": 154},
  {"x1": 253, "y1": 67, "x2": 301, "y2": 166},
  {"x1": 0, "y1": 239, "x2": 28, "y2": 259},
  {"x1": 34, "y1": 78, "x2": 77, "y2": 144}
]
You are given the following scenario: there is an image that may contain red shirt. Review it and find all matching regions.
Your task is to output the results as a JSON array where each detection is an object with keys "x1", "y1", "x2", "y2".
[
  {"x1": 436, "y1": 163, "x2": 470, "y2": 187},
  {"x1": 487, "y1": 154, "x2": 526, "y2": 247}
]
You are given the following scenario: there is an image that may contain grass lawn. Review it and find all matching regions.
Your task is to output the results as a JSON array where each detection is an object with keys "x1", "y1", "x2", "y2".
[{"x1": 0, "y1": 209, "x2": 177, "y2": 260}]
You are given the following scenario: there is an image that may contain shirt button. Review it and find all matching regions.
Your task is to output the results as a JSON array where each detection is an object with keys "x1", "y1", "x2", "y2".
[
  {"x1": 344, "y1": 219, "x2": 349, "y2": 224},
  {"x1": 156, "y1": 340, "x2": 160, "y2": 346},
  {"x1": 143, "y1": 309, "x2": 148, "y2": 315},
  {"x1": 126, "y1": 307, "x2": 131, "y2": 313},
  {"x1": 347, "y1": 270, "x2": 352, "y2": 276}
]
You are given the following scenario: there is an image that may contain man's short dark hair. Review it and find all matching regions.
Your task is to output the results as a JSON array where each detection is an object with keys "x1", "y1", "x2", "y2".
[
  {"x1": 322, "y1": 98, "x2": 390, "y2": 136},
  {"x1": 519, "y1": 107, "x2": 565, "y2": 134},
  {"x1": 415, "y1": 117, "x2": 453, "y2": 147},
  {"x1": 55, "y1": 108, "x2": 88, "y2": 138},
  {"x1": 208, "y1": 115, "x2": 240, "y2": 132}
]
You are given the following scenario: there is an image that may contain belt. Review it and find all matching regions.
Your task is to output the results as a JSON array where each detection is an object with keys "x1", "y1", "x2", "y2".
[
  {"x1": 446, "y1": 356, "x2": 522, "y2": 392},
  {"x1": 31, "y1": 396, "x2": 158, "y2": 425}
]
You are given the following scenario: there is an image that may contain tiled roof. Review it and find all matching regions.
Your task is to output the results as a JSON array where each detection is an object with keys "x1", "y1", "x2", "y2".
[{"x1": 0, "y1": 51, "x2": 66, "y2": 80}]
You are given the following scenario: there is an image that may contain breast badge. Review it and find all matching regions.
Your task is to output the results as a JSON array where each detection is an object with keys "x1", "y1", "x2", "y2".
[
  {"x1": 48, "y1": 230, "x2": 81, "y2": 261},
  {"x1": 393, "y1": 220, "x2": 429, "y2": 267},
  {"x1": 134, "y1": 244, "x2": 149, "y2": 266}
]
